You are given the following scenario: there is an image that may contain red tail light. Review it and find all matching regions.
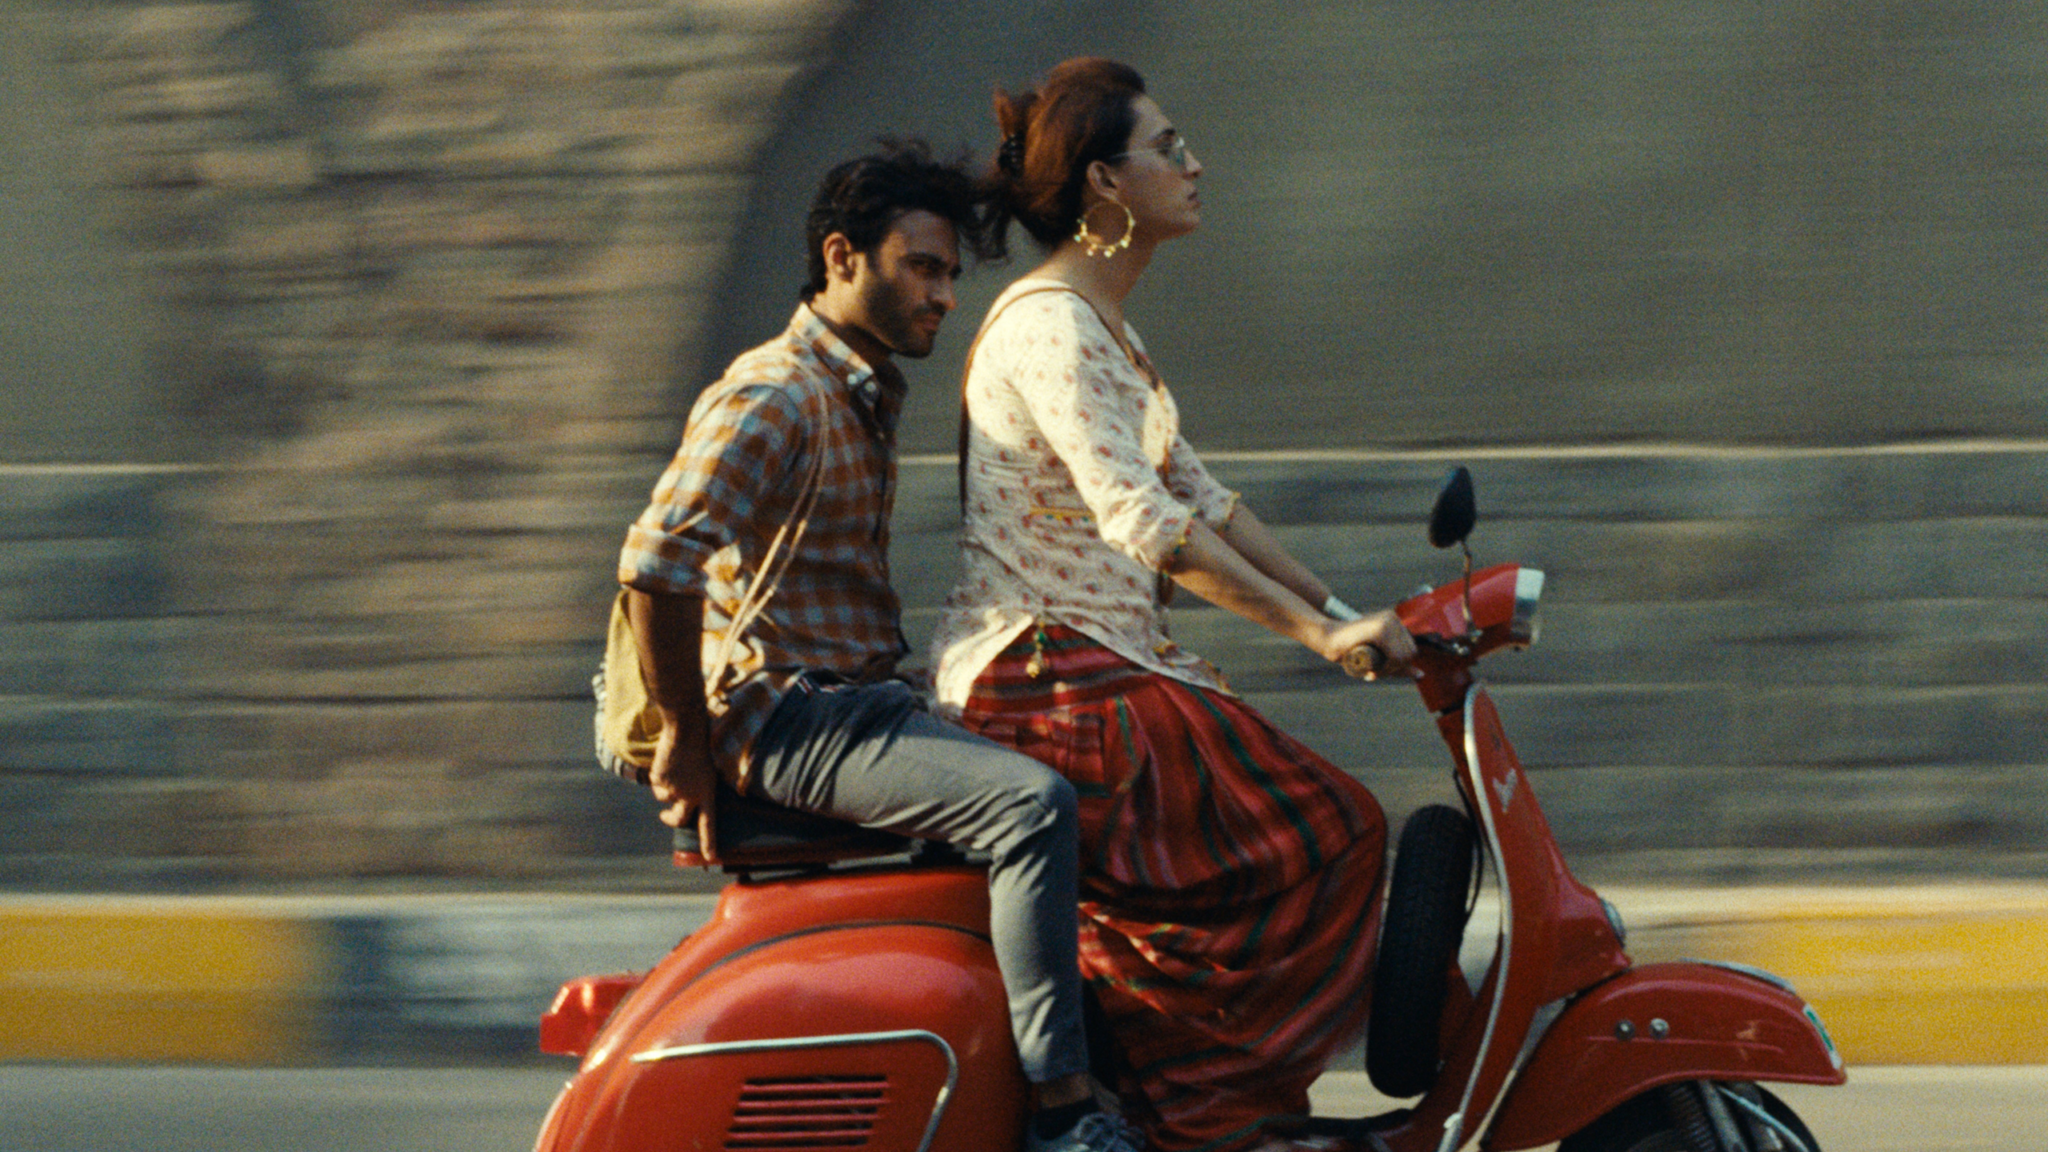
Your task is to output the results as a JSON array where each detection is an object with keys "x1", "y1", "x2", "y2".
[{"x1": 540, "y1": 972, "x2": 642, "y2": 1057}]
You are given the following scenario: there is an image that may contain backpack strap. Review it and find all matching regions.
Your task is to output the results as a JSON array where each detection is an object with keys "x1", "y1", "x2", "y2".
[{"x1": 705, "y1": 419, "x2": 827, "y2": 711}]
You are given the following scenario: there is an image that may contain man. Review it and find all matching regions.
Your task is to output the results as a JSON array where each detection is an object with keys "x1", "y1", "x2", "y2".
[{"x1": 615, "y1": 143, "x2": 1136, "y2": 1152}]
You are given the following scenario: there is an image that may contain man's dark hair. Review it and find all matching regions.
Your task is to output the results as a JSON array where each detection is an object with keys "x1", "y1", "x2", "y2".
[{"x1": 801, "y1": 140, "x2": 993, "y2": 300}]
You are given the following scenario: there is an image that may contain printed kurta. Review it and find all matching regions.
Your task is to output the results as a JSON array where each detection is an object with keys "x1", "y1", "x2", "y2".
[
  {"x1": 929, "y1": 280, "x2": 1240, "y2": 714},
  {"x1": 931, "y1": 281, "x2": 1386, "y2": 1152}
]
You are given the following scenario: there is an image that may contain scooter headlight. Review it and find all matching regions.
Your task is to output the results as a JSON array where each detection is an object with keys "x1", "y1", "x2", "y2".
[{"x1": 1509, "y1": 568, "x2": 1545, "y2": 647}]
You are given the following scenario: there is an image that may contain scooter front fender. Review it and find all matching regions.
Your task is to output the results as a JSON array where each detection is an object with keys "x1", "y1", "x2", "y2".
[{"x1": 1485, "y1": 961, "x2": 1846, "y2": 1150}]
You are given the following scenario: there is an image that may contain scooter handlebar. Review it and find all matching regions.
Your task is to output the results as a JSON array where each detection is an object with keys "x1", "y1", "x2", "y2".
[
  {"x1": 1394, "y1": 563, "x2": 1545, "y2": 662},
  {"x1": 1340, "y1": 644, "x2": 1387, "y2": 679},
  {"x1": 1337, "y1": 566, "x2": 1540, "y2": 701}
]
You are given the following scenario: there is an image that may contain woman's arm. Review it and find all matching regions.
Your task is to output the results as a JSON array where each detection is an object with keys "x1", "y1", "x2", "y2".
[
  {"x1": 1214, "y1": 502, "x2": 1331, "y2": 610},
  {"x1": 1160, "y1": 435, "x2": 1353, "y2": 616},
  {"x1": 1167, "y1": 520, "x2": 1413, "y2": 672}
]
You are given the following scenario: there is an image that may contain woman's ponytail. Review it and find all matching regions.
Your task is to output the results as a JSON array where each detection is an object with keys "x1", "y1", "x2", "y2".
[{"x1": 982, "y1": 58, "x2": 1145, "y2": 258}]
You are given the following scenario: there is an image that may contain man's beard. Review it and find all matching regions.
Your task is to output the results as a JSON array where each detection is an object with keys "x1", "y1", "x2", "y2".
[{"x1": 860, "y1": 280, "x2": 941, "y2": 359}]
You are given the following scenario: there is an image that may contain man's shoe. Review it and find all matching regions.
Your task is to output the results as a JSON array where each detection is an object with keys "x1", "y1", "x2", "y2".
[{"x1": 1026, "y1": 1110, "x2": 1143, "y2": 1152}]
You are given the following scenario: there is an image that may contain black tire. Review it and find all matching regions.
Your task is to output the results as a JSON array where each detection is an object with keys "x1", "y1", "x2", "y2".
[
  {"x1": 1365, "y1": 803, "x2": 1477, "y2": 1098},
  {"x1": 1558, "y1": 1083, "x2": 1821, "y2": 1152}
]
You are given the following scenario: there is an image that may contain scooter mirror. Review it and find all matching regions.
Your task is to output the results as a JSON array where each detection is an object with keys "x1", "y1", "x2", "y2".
[{"x1": 1428, "y1": 466, "x2": 1477, "y2": 549}]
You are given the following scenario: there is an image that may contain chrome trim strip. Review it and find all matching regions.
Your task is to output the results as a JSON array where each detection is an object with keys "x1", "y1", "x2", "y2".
[
  {"x1": 632, "y1": 1028, "x2": 959, "y2": 1152},
  {"x1": 1442, "y1": 684, "x2": 1512, "y2": 1152}
]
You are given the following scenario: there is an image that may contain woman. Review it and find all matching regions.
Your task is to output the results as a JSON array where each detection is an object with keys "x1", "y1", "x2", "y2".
[{"x1": 929, "y1": 58, "x2": 1418, "y2": 1152}]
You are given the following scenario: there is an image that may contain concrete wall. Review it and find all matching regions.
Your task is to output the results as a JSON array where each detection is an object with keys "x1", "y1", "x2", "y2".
[
  {"x1": 2, "y1": 0, "x2": 2045, "y2": 890},
  {"x1": 1, "y1": 0, "x2": 848, "y2": 889},
  {"x1": 1127, "y1": 0, "x2": 2048, "y2": 453}
]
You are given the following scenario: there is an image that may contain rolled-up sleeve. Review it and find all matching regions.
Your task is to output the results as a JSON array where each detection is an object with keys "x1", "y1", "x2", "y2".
[
  {"x1": 619, "y1": 383, "x2": 801, "y2": 595},
  {"x1": 999, "y1": 298, "x2": 1194, "y2": 571},
  {"x1": 1164, "y1": 434, "x2": 1239, "y2": 526}
]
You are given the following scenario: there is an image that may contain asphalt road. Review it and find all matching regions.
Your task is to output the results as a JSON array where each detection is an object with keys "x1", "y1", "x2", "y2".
[
  {"x1": 1307, "y1": 1067, "x2": 2046, "y2": 1152},
  {"x1": 0, "y1": 1064, "x2": 2037, "y2": 1152}
]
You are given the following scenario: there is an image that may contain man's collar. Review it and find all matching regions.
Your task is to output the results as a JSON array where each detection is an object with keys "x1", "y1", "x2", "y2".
[
  {"x1": 791, "y1": 302, "x2": 871, "y2": 385},
  {"x1": 791, "y1": 302, "x2": 906, "y2": 406}
]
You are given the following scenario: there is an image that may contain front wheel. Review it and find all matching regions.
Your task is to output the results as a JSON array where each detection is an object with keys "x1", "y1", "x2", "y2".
[
  {"x1": 1558, "y1": 1082, "x2": 1819, "y2": 1152},
  {"x1": 1365, "y1": 803, "x2": 1476, "y2": 1098}
]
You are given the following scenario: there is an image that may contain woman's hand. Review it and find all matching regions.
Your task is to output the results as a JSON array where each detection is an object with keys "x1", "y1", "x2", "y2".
[{"x1": 1320, "y1": 609, "x2": 1415, "y2": 679}]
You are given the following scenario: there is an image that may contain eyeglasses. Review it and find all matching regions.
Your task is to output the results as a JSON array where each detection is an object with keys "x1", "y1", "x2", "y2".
[{"x1": 1108, "y1": 134, "x2": 1193, "y2": 173}]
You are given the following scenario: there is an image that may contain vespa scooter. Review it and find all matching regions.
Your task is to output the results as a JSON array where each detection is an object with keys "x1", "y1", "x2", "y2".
[{"x1": 533, "y1": 467, "x2": 1846, "y2": 1152}]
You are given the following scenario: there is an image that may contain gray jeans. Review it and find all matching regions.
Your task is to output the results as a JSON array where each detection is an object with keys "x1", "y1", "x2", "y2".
[{"x1": 747, "y1": 675, "x2": 1086, "y2": 1085}]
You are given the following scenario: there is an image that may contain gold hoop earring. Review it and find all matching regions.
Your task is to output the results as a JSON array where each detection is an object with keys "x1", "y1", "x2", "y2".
[{"x1": 1073, "y1": 200, "x2": 1135, "y2": 259}]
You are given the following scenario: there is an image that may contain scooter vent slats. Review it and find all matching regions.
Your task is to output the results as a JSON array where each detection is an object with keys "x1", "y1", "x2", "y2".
[{"x1": 725, "y1": 1076, "x2": 890, "y2": 1149}]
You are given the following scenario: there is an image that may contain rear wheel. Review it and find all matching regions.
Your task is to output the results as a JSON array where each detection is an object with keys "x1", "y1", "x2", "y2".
[
  {"x1": 1558, "y1": 1083, "x2": 1820, "y2": 1152},
  {"x1": 1365, "y1": 803, "x2": 1476, "y2": 1098}
]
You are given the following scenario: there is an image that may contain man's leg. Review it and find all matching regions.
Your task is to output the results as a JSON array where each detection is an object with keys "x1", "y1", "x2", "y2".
[{"x1": 746, "y1": 680, "x2": 1087, "y2": 1084}]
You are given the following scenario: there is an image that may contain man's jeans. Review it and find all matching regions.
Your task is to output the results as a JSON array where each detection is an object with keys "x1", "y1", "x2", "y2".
[{"x1": 747, "y1": 675, "x2": 1086, "y2": 1084}]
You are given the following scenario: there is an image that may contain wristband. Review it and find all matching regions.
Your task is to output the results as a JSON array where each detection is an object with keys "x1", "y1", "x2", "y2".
[{"x1": 1322, "y1": 594, "x2": 1364, "y2": 622}]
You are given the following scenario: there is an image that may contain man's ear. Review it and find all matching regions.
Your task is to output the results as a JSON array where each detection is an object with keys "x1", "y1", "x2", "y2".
[{"x1": 820, "y1": 232, "x2": 861, "y2": 285}]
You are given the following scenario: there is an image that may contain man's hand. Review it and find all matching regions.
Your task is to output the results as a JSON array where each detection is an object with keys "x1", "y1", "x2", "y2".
[
  {"x1": 648, "y1": 714, "x2": 718, "y2": 860},
  {"x1": 1322, "y1": 609, "x2": 1416, "y2": 680},
  {"x1": 627, "y1": 588, "x2": 719, "y2": 860}
]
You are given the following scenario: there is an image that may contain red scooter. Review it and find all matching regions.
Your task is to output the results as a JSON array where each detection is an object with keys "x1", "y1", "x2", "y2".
[{"x1": 534, "y1": 468, "x2": 1846, "y2": 1152}]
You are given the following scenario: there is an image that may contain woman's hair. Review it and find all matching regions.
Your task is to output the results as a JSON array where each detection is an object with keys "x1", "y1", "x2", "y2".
[
  {"x1": 985, "y1": 58, "x2": 1147, "y2": 258},
  {"x1": 801, "y1": 139, "x2": 992, "y2": 301}
]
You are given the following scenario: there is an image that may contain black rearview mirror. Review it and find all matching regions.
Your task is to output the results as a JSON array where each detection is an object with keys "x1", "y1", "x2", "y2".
[{"x1": 1428, "y1": 466, "x2": 1477, "y2": 549}]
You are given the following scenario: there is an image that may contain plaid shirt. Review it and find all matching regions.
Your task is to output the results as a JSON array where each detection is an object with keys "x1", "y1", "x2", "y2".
[{"x1": 620, "y1": 304, "x2": 909, "y2": 788}]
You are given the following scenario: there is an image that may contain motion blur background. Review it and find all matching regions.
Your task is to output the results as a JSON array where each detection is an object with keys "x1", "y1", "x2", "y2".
[{"x1": 3, "y1": 0, "x2": 2046, "y2": 921}]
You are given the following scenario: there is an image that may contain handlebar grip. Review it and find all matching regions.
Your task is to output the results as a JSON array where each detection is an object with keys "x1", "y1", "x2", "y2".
[{"x1": 1341, "y1": 644, "x2": 1386, "y2": 680}]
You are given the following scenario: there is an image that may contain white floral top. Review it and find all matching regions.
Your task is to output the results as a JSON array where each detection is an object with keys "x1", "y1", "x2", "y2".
[{"x1": 929, "y1": 279, "x2": 1241, "y2": 713}]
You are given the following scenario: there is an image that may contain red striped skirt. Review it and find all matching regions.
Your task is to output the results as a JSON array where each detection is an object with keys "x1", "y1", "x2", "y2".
[{"x1": 960, "y1": 625, "x2": 1386, "y2": 1152}]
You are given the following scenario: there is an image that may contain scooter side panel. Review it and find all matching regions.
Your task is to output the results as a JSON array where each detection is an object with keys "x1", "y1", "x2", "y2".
[
  {"x1": 547, "y1": 922, "x2": 1026, "y2": 1152},
  {"x1": 579, "y1": 866, "x2": 993, "y2": 1072},
  {"x1": 617, "y1": 1034, "x2": 954, "y2": 1152},
  {"x1": 1483, "y1": 962, "x2": 1847, "y2": 1150}
]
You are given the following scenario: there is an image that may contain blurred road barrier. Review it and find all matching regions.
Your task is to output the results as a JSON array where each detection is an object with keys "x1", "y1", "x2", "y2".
[
  {"x1": 1, "y1": 887, "x2": 2041, "y2": 1065},
  {"x1": 1613, "y1": 885, "x2": 2048, "y2": 1065},
  {"x1": 0, "y1": 894, "x2": 714, "y2": 1064},
  {"x1": 1756, "y1": 909, "x2": 2048, "y2": 1064},
  {"x1": 0, "y1": 900, "x2": 325, "y2": 1063}
]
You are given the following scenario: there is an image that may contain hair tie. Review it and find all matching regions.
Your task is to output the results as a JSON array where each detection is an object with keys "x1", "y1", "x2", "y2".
[{"x1": 997, "y1": 131, "x2": 1026, "y2": 176}]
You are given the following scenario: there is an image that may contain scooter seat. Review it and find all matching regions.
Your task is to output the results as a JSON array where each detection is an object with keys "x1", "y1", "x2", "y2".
[{"x1": 672, "y1": 783, "x2": 915, "y2": 870}]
